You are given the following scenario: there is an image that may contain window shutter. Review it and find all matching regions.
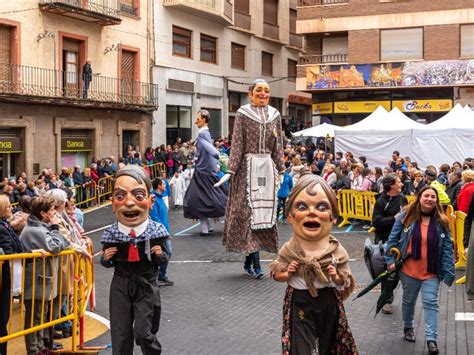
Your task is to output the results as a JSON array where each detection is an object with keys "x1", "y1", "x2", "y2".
[
  {"x1": 173, "y1": 26, "x2": 192, "y2": 58},
  {"x1": 381, "y1": 28, "x2": 423, "y2": 61},
  {"x1": 204, "y1": 108, "x2": 222, "y2": 139},
  {"x1": 262, "y1": 51, "x2": 273, "y2": 76},
  {"x1": 235, "y1": 0, "x2": 249, "y2": 14},
  {"x1": 290, "y1": 9, "x2": 297, "y2": 33},
  {"x1": 264, "y1": 0, "x2": 278, "y2": 25},
  {"x1": 231, "y1": 42, "x2": 245, "y2": 70},
  {"x1": 287, "y1": 59, "x2": 297, "y2": 81},
  {"x1": 461, "y1": 25, "x2": 474, "y2": 57}
]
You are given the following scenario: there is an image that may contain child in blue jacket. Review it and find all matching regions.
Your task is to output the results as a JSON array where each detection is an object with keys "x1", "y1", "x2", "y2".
[{"x1": 277, "y1": 162, "x2": 293, "y2": 224}]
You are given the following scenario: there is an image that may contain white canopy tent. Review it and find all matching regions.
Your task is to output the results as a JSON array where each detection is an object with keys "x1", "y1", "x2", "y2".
[
  {"x1": 334, "y1": 104, "x2": 474, "y2": 168},
  {"x1": 410, "y1": 104, "x2": 474, "y2": 165},
  {"x1": 292, "y1": 123, "x2": 338, "y2": 137},
  {"x1": 334, "y1": 106, "x2": 423, "y2": 168}
]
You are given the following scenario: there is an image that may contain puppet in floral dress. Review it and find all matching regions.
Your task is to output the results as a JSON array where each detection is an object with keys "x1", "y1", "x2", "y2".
[{"x1": 270, "y1": 169, "x2": 358, "y2": 355}]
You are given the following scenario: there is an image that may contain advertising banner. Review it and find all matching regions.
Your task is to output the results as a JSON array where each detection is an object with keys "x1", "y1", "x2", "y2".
[
  {"x1": 306, "y1": 60, "x2": 474, "y2": 90},
  {"x1": 333, "y1": 101, "x2": 391, "y2": 114},
  {"x1": 312, "y1": 102, "x2": 333, "y2": 114},
  {"x1": 392, "y1": 99, "x2": 453, "y2": 112}
]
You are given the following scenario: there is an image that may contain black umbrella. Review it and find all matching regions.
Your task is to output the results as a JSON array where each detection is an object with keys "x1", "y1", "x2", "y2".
[{"x1": 353, "y1": 248, "x2": 411, "y2": 307}]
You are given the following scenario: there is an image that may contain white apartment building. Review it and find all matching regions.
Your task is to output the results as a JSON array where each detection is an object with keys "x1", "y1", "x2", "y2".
[{"x1": 152, "y1": 0, "x2": 309, "y2": 146}]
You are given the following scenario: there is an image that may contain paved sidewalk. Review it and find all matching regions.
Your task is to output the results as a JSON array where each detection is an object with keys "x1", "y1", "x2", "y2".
[{"x1": 83, "y1": 206, "x2": 474, "y2": 354}]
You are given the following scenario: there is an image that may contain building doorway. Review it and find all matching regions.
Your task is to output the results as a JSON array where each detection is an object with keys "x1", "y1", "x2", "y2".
[
  {"x1": 62, "y1": 38, "x2": 81, "y2": 97},
  {"x1": 122, "y1": 130, "x2": 139, "y2": 159}
]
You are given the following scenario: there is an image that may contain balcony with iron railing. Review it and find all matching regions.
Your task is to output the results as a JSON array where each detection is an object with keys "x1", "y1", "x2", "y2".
[
  {"x1": 299, "y1": 53, "x2": 348, "y2": 65},
  {"x1": 0, "y1": 63, "x2": 158, "y2": 108},
  {"x1": 297, "y1": 0, "x2": 348, "y2": 5},
  {"x1": 39, "y1": 0, "x2": 121, "y2": 26},
  {"x1": 163, "y1": 0, "x2": 233, "y2": 26}
]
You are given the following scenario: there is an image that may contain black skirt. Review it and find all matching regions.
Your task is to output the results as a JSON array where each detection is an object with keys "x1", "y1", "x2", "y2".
[
  {"x1": 183, "y1": 170, "x2": 228, "y2": 220},
  {"x1": 282, "y1": 286, "x2": 358, "y2": 355}
]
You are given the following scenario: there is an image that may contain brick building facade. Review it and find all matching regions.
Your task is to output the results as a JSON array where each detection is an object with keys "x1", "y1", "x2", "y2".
[{"x1": 296, "y1": 0, "x2": 474, "y2": 126}]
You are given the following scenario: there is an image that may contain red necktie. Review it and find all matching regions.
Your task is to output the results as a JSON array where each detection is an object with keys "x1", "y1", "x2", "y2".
[{"x1": 128, "y1": 229, "x2": 140, "y2": 262}]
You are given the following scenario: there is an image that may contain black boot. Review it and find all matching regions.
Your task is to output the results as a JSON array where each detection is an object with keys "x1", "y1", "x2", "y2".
[
  {"x1": 404, "y1": 327, "x2": 416, "y2": 342},
  {"x1": 427, "y1": 341, "x2": 439, "y2": 354}
]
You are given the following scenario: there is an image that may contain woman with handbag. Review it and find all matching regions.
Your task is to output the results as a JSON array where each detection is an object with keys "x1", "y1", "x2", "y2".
[{"x1": 385, "y1": 186, "x2": 455, "y2": 354}]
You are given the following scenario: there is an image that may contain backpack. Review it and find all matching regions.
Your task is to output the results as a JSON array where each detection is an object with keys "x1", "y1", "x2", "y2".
[{"x1": 368, "y1": 178, "x2": 378, "y2": 193}]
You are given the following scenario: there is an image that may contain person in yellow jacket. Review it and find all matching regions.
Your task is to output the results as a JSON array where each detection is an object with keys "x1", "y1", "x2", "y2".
[{"x1": 424, "y1": 170, "x2": 450, "y2": 206}]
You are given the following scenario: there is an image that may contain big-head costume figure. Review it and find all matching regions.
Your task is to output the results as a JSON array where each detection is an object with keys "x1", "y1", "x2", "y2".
[
  {"x1": 100, "y1": 165, "x2": 169, "y2": 354},
  {"x1": 216, "y1": 79, "x2": 284, "y2": 278}
]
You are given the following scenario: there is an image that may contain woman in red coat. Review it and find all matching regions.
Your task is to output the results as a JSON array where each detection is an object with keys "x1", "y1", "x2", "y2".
[{"x1": 457, "y1": 170, "x2": 474, "y2": 213}]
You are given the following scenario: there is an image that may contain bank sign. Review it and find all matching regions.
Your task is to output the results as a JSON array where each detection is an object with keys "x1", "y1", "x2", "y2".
[
  {"x1": 61, "y1": 138, "x2": 92, "y2": 152},
  {"x1": 305, "y1": 59, "x2": 474, "y2": 90}
]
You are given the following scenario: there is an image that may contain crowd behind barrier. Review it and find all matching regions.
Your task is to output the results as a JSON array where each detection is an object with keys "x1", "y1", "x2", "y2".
[{"x1": 0, "y1": 245, "x2": 95, "y2": 353}]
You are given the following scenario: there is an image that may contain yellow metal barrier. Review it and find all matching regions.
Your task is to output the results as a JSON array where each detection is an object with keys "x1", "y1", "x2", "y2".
[
  {"x1": 96, "y1": 176, "x2": 114, "y2": 204},
  {"x1": 454, "y1": 211, "x2": 467, "y2": 269},
  {"x1": 0, "y1": 248, "x2": 97, "y2": 353},
  {"x1": 147, "y1": 162, "x2": 167, "y2": 180},
  {"x1": 337, "y1": 190, "x2": 377, "y2": 228},
  {"x1": 71, "y1": 182, "x2": 97, "y2": 209}
]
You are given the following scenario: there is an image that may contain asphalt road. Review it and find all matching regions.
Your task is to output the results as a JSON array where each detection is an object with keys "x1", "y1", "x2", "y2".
[{"x1": 82, "y1": 205, "x2": 474, "y2": 355}]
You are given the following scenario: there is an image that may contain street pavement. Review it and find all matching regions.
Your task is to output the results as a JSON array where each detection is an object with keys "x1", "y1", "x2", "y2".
[{"x1": 82, "y1": 204, "x2": 474, "y2": 354}]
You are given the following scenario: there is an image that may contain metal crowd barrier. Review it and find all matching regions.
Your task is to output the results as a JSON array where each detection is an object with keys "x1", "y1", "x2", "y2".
[
  {"x1": 147, "y1": 162, "x2": 167, "y2": 180},
  {"x1": 0, "y1": 245, "x2": 97, "y2": 353},
  {"x1": 71, "y1": 182, "x2": 97, "y2": 209},
  {"x1": 337, "y1": 190, "x2": 377, "y2": 228}
]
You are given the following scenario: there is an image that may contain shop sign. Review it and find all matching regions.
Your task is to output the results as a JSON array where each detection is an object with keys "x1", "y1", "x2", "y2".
[
  {"x1": 392, "y1": 99, "x2": 453, "y2": 112},
  {"x1": 61, "y1": 137, "x2": 92, "y2": 152},
  {"x1": 312, "y1": 102, "x2": 333, "y2": 114},
  {"x1": 288, "y1": 94, "x2": 312, "y2": 106},
  {"x1": 334, "y1": 101, "x2": 391, "y2": 114},
  {"x1": 0, "y1": 137, "x2": 22, "y2": 152},
  {"x1": 305, "y1": 59, "x2": 474, "y2": 90}
]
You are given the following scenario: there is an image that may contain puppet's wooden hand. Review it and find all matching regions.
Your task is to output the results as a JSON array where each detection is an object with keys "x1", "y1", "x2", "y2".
[
  {"x1": 151, "y1": 245, "x2": 163, "y2": 256},
  {"x1": 103, "y1": 247, "x2": 117, "y2": 261},
  {"x1": 287, "y1": 261, "x2": 299, "y2": 275}
]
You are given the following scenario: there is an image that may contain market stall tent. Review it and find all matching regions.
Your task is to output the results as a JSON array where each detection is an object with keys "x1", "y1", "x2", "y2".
[
  {"x1": 334, "y1": 107, "x2": 423, "y2": 168},
  {"x1": 410, "y1": 104, "x2": 474, "y2": 165},
  {"x1": 292, "y1": 123, "x2": 339, "y2": 137}
]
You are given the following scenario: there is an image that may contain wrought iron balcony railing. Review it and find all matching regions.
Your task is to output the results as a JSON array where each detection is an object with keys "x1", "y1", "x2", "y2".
[
  {"x1": 0, "y1": 63, "x2": 158, "y2": 107},
  {"x1": 39, "y1": 0, "x2": 121, "y2": 25},
  {"x1": 298, "y1": 0, "x2": 348, "y2": 5},
  {"x1": 299, "y1": 53, "x2": 348, "y2": 65}
]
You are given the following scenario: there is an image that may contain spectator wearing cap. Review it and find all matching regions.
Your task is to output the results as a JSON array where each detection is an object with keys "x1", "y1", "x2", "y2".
[
  {"x1": 425, "y1": 169, "x2": 450, "y2": 206},
  {"x1": 446, "y1": 169, "x2": 464, "y2": 210},
  {"x1": 457, "y1": 170, "x2": 474, "y2": 213}
]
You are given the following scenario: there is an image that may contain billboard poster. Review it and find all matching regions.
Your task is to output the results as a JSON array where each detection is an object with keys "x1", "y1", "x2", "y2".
[{"x1": 306, "y1": 60, "x2": 474, "y2": 90}]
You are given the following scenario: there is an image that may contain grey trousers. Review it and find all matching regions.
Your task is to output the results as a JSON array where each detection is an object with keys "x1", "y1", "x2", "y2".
[
  {"x1": 109, "y1": 275, "x2": 162, "y2": 355},
  {"x1": 24, "y1": 299, "x2": 47, "y2": 355}
]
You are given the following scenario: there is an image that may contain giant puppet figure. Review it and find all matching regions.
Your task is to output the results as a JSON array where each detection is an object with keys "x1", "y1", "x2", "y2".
[
  {"x1": 183, "y1": 110, "x2": 228, "y2": 235},
  {"x1": 100, "y1": 165, "x2": 169, "y2": 355},
  {"x1": 215, "y1": 79, "x2": 284, "y2": 278}
]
